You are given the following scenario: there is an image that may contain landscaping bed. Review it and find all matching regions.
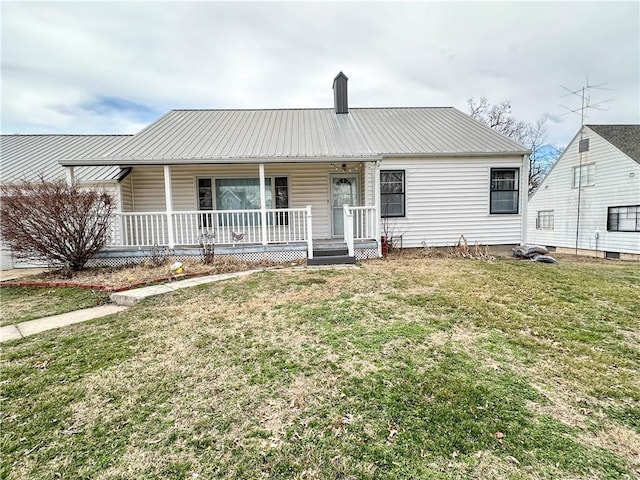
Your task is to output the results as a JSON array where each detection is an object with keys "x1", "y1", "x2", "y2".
[{"x1": 0, "y1": 257, "x2": 303, "y2": 292}]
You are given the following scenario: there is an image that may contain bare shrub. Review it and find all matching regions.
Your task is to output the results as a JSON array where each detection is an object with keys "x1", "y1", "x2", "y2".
[{"x1": 0, "y1": 178, "x2": 114, "y2": 271}]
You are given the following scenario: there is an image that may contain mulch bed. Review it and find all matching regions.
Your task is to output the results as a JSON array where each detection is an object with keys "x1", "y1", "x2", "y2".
[{"x1": 0, "y1": 270, "x2": 218, "y2": 293}]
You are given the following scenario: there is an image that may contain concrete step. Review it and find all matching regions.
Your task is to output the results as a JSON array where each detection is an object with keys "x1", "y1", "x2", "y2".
[
  {"x1": 313, "y1": 248, "x2": 349, "y2": 257},
  {"x1": 307, "y1": 255, "x2": 356, "y2": 266}
]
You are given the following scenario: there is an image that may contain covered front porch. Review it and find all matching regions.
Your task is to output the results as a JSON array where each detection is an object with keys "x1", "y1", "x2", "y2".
[{"x1": 94, "y1": 160, "x2": 383, "y2": 261}]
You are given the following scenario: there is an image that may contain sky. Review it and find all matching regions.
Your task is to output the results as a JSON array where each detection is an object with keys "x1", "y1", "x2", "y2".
[{"x1": 1, "y1": 1, "x2": 638, "y2": 148}]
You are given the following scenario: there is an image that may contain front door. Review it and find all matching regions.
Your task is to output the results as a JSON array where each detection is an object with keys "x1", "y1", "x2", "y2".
[{"x1": 331, "y1": 175, "x2": 358, "y2": 237}]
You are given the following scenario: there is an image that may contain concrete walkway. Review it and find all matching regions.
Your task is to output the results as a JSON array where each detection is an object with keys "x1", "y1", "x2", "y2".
[{"x1": 0, "y1": 269, "x2": 264, "y2": 343}]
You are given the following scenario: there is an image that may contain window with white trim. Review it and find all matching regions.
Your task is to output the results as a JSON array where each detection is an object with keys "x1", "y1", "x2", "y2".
[
  {"x1": 572, "y1": 163, "x2": 595, "y2": 187},
  {"x1": 197, "y1": 178, "x2": 214, "y2": 227},
  {"x1": 197, "y1": 177, "x2": 290, "y2": 226},
  {"x1": 380, "y1": 170, "x2": 405, "y2": 217},
  {"x1": 490, "y1": 168, "x2": 519, "y2": 214},
  {"x1": 536, "y1": 210, "x2": 554, "y2": 230},
  {"x1": 607, "y1": 205, "x2": 640, "y2": 232}
]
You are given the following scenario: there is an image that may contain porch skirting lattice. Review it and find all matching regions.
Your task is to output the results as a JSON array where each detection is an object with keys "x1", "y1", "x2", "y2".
[{"x1": 87, "y1": 242, "x2": 378, "y2": 268}]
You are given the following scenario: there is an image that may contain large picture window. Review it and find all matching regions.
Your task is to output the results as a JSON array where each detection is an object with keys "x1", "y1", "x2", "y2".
[
  {"x1": 490, "y1": 168, "x2": 519, "y2": 214},
  {"x1": 380, "y1": 170, "x2": 405, "y2": 217},
  {"x1": 608, "y1": 205, "x2": 640, "y2": 232}
]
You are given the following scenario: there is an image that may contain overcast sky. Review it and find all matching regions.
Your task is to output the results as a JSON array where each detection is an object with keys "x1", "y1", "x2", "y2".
[{"x1": 1, "y1": 1, "x2": 638, "y2": 148}]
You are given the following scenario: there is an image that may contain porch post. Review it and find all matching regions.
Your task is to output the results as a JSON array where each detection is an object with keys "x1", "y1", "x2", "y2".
[
  {"x1": 65, "y1": 167, "x2": 75, "y2": 185},
  {"x1": 259, "y1": 163, "x2": 268, "y2": 245},
  {"x1": 306, "y1": 205, "x2": 314, "y2": 259},
  {"x1": 163, "y1": 165, "x2": 175, "y2": 248},
  {"x1": 374, "y1": 160, "x2": 382, "y2": 257},
  {"x1": 520, "y1": 154, "x2": 529, "y2": 246}
]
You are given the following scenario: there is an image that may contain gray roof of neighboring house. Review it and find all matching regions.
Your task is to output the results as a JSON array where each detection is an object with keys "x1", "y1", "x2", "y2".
[
  {"x1": 0, "y1": 134, "x2": 132, "y2": 184},
  {"x1": 61, "y1": 107, "x2": 528, "y2": 165},
  {"x1": 587, "y1": 124, "x2": 640, "y2": 165}
]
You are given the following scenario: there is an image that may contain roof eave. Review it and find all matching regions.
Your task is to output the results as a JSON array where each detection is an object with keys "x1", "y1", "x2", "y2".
[{"x1": 58, "y1": 155, "x2": 383, "y2": 167}]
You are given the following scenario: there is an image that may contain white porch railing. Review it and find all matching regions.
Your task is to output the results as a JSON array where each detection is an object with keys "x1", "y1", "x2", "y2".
[
  {"x1": 107, "y1": 204, "x2": 379, "y2": 259},
  {"x1": 108, "y1": 207, "x2": 312, "y2": 249},
  {"x1": 107, "y1": 212, "x2": 169, "y2": 247},
  {"x1": 349, "y1": 206, "x2": 377, "y2": 240},
  {"x1": 343, "y1": 205, "x2": 378, "y2": 258}
]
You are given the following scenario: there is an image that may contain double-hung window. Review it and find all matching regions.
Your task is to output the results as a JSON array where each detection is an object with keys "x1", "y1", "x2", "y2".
[
  {"x1": 572, "y1": 164, "x2": 595, "y2": 188},
  {"x1": 607, "y1": 205, "x2": 640, "y2": 232},
  {"x1": 380, "y1": 170, "x2": 405, "y2": 217},
  {"x1": 198, "y1": 178, "x2": 214, "y2": 227},
  {"x1": 490, "y1": 168, "x2": 519, "y2": 214}
]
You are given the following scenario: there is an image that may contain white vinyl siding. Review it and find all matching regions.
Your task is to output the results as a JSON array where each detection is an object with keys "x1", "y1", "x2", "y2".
[
  {"x1": 127, "y1": 163, "x2": 348, "y2": 239},
  {"x1": 378, "y1": 156, "x2": 524, "y2": 247},
  {"x1": 125, "y1": 157, "x2": 525, "y2": 246},
  {"x1": 528, "y1": 126, "x2": 640, "y2": 255}
]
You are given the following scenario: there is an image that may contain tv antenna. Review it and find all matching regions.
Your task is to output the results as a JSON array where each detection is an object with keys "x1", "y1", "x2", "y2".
[
  {"x1": 558, "y1": 77, "x2": 613, "y2": 255},
  {"x1": 559, "y1": 76, "x2": 613, "y2": 128}
]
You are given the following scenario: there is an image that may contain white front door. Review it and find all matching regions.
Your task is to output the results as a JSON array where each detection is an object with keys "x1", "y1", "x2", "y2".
[{"x1": 331, "y1": 174, "x2": 358, "y2": 237}]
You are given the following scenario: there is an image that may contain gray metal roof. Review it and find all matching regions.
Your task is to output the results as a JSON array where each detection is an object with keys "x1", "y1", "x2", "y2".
[
  {"x1": 587, "y1": 124, "x2": 640, "y2": 165},
  {"x1": 61, "y1": 107, "x2": 528, "y2": 166},
  {"x1": 1, "y1": 135, "x2": 132, "y2": 184}
]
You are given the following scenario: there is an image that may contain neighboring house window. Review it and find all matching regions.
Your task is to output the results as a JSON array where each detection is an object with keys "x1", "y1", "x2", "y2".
[
  {"x1": 607, "y1": 205, "x2": 640, "y2": 232},
  {"x1": 490, "y1": 168, "x2": 519, "y2": 214},
  {"x1": 572, "y1": 163, "x2": 595, "y2": 188},
  {"x1": 380, "y1": 170, "x2": 405, "y2": 217},
  {"x1": 536, "y1": 210, "x2": 554, "y2": 230}
]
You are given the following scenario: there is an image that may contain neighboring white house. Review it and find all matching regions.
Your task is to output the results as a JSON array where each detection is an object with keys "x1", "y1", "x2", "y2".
[
  {"x1": 2, "y1": 73, "x2": 530, "y2": 266},
  {"x1": 527, "y1": 124, "x2": 640, "y2": 260},
  {"x1": 0, "y1": 134, "x2": 132, "y2": 268}
]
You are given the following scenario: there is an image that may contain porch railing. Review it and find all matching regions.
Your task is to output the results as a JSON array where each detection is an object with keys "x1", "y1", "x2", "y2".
[
  {"x1": 107, "y1": 204, "x2": 378, "y2": 259},
  {"x1": 108, "y1": 207, "x2": 312, "y2": 249},
  {"x1": 349, "y1": 206, "x2": 377, "y2": 240},
  {"x1": 343, "y1": 205, "x2": 378, "y2": 258}
]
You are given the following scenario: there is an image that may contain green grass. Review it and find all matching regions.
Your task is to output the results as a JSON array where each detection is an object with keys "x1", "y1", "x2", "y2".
[
  {"x1": 1, "y1": 255, "x2": 639, "y2": 479},
  {"x1": 0, "y1": 287, "x2": 111, "y2": 326}
]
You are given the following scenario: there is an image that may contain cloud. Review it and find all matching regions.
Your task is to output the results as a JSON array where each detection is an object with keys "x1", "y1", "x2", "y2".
[{"x1": 1, "y1": 1, "x2": 638, "y2": 147}]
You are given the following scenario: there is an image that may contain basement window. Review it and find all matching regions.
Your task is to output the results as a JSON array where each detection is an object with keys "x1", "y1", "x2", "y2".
[
  {"x1": 607, "y1": 205, "x2": 640, "y2": 232},
  {"x1": 536, "y1": 210, "x2": 554, "y2": 230},
  {"x1": 490, "y1": 168, "x2": 519, "y2": 214}
]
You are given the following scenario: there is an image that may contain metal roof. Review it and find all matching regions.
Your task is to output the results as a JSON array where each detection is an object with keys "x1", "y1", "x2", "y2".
[
  {"x1": 0, "y1": 135, "x2": 132, "y2": 184},
  {"x1": 61, "y1": 107, "x2": 528, "y2": 166},
  {"x1": 587, "y1": 124, "x2": 640, "y2": 165}
]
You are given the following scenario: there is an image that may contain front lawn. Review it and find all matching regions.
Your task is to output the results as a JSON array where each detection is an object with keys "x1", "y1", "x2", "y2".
[
  {"x1": 1, "y1": 255, "x2": 638, "y2": 479},
  {"x1": 0, "y1": 287, "x2": 110, "y2": 327}
]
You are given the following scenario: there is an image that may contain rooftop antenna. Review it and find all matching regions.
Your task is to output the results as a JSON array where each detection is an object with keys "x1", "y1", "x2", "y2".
[{"x1": 558, "y1": 77, "x2": 613, "y2": 256}]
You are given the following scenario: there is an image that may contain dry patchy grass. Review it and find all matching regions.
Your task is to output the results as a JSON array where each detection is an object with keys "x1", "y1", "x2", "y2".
[{"x1": 1, "y1": 255, "x2": 639, "y2": 479}]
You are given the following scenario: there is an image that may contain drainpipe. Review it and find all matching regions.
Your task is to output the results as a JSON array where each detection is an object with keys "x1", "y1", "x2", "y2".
[
  {"x1": 163, "y1": 165, "x2": 175, "y2": 248},
  {"x1": 259, "y1": 163, "x2": 268, "y2": 245}
]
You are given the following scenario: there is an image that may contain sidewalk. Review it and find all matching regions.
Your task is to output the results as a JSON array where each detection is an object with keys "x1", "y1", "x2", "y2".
[{"x1": 0, "y1": 269, "x2": 263, "y2": 343}]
